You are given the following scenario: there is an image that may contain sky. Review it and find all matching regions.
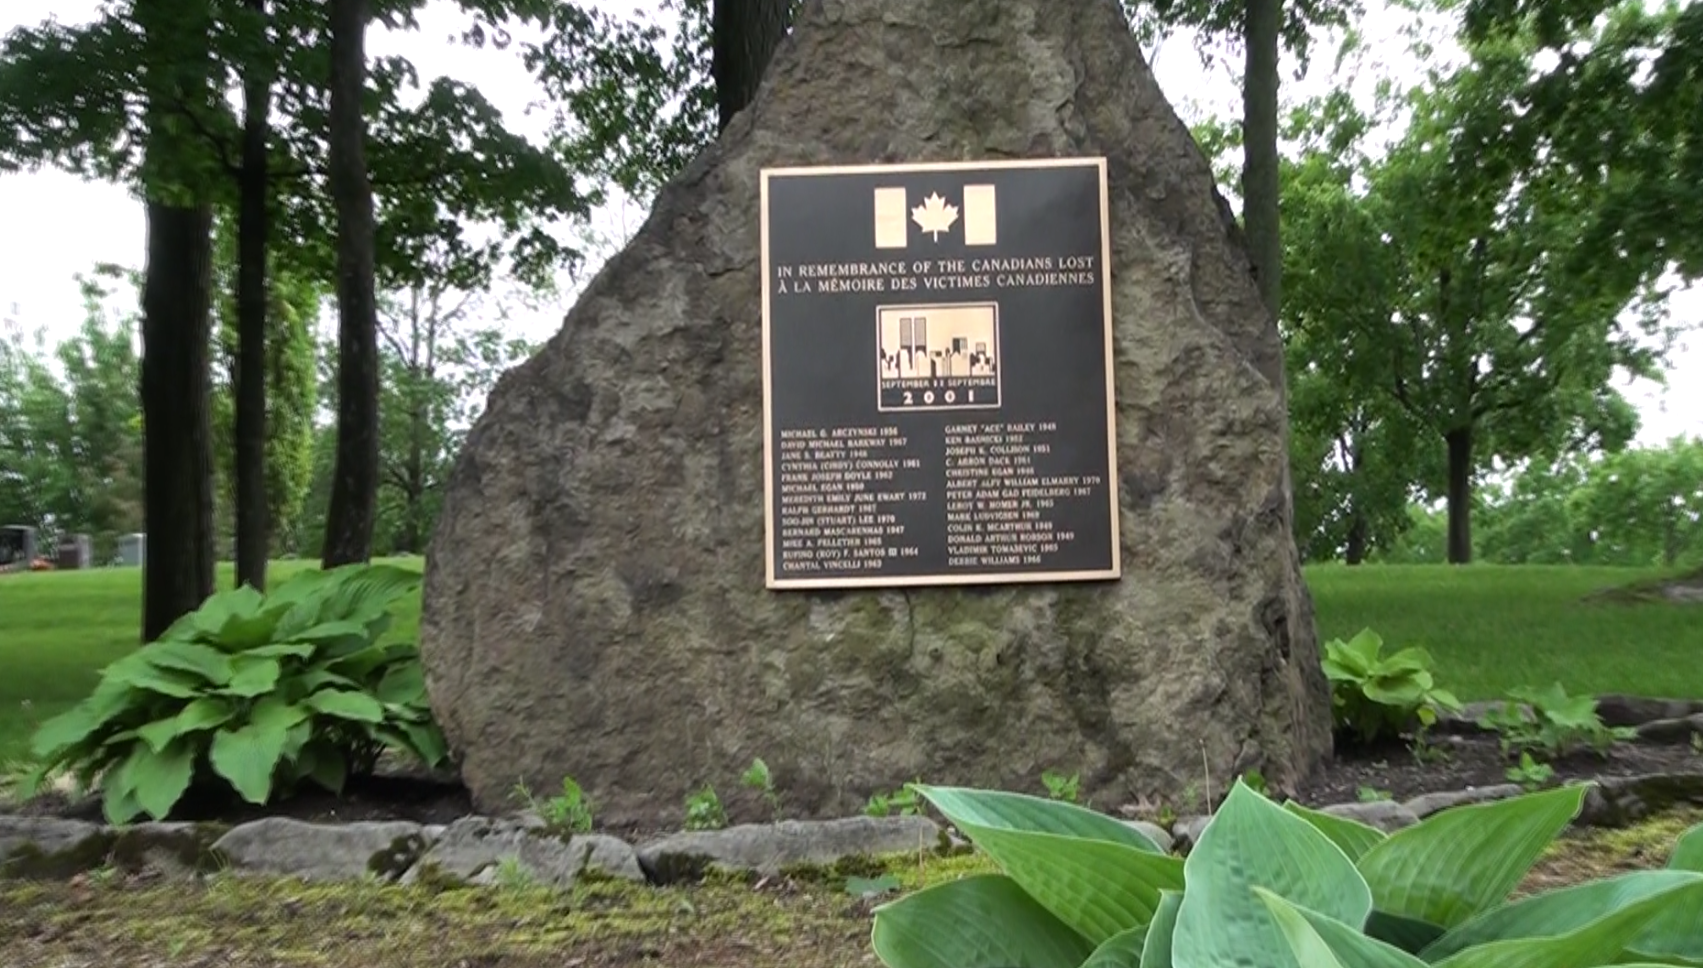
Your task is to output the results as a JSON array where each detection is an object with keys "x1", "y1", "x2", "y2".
[{"x1": 0, "y1": 0, "x2": 1696, "y2": 447}]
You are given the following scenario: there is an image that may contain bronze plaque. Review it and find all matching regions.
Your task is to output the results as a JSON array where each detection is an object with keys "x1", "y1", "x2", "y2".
[{"x1": 760, "y1": 158, "x2": 1120, "y2": 590}]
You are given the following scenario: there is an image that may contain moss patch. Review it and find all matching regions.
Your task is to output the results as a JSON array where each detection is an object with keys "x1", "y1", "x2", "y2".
[{"x1": 1518, "y1": 808, "x2": 1702, "y2": 896}]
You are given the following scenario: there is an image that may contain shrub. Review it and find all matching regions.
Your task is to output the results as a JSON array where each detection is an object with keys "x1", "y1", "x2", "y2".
[
  {"x1": 1478, "y1": 682, "x2": 1638, "y2": 760},
  {"x1": 1321, "y1": 627, "x2": 1462, "y2": 745},
  {"x1": 20, "y1": 563, "x2": 447, "y2": 824},
  {"x1": 870, "y1": 781, "x2": 1703, "y2": 968}
]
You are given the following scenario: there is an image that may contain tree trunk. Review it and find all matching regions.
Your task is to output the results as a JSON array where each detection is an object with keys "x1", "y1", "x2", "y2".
[
  {"x1": 321, "y1": 0, "x2": 380, "y2": 568},
  {"x1": 234, "y1": 0, "x2": 272, "y2": 590},
  {"x1": 1241, "y1": 0, "x2": 1282, "y2": 316},
  {"x1": 1445, "y1": 427, "x2": 1474, "y2": 564},
  {"x1": 140, "y1": 201, "x2": 218, "y2": 642},
  {"x1": 1344, "y1": 512, "x2": 1369, "y2": 565},
  {"x1": 711, "y1": 0, "x2": 791, "y2": 130}
]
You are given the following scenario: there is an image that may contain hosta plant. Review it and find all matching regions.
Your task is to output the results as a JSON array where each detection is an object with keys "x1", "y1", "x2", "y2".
[
  {"x1": 20, "y1": 563, "x2": 447, "y2": 824},
  {"x1": 870, "y1": 780, "x2": 1703, "y2": 968},
  {"x1": 1322, "y1": 627, "x2": 1463, "y2": 745}
]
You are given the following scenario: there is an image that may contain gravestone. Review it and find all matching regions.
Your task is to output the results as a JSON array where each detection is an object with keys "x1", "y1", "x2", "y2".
[
  {"x1": 0, "y1": 525, "x2": 35, "y2": 569},
  {"x1": 55, "y1": 533, "x2": 92, "y2": 570},
  {"x1": 421, "y1": 0, "x2": 1333, "y2": 825},
  {"x1": 116, "y1": 533, "x2": 146, "y2": 568}
]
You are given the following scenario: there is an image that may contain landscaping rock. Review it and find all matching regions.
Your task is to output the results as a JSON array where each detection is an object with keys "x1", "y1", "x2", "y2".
[
  {"x1": 1634, "y1": 714, "x2": 1703, "y2": 744},
  {"x1": 1172, "y1": 815, "x2": 1211, "y2": 852},
  {"x1": 1402, "y1": 784, "x2": 1524, "y2": 819},
  {"x1": 0, "y1": 816, "x2": 107, "y2": 878},
  {"x1": 211, "y1": 818, "x2": 432, "y2": 882},
  {"x1": 418, "y1": 0, "x2": 1333, "y2": 826},
  {"x1": 1578, "y1": 773, "x2": 1703, "y2": 828},
  {"x1": 1123, "y1": 820, "x2": 1174, "y2": 853},
  {"x1": 1320, "y1": 800, "x2": 1419, "y2": 832},
  {"x1": 107, "y1": 822, "x2": 227, "y2": 878},
  {"x1": 1596, "y1": 696, "x2": 1703, "y2": 727},
  {"x1": 404, "y1": 816, "x2": 642, "y2": 889},
  {"x1": 638, "y1": 816, "x2": 942, "y2": 883}
]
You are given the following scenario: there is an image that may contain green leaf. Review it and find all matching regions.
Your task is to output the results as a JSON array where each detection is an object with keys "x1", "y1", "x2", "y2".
[
  {"x1": 1362, "y1": 910, "x2": 1446, "y2": 953},
  {"x1": 141, "y1": 641, "x2": 233, "y2": 685},
  {"x1": 108, "y1": 659, "x2": 204, "y2": 699},
  {"x1": 392, "y1": 720, "x2": 448, "y2": 765},
  {"x1": 223, "y1": 655, "x2": 282, "y2": 698},
  {"x1": 29, "y1": 679, "x2": 135, "y2": 758},
  {"x1": 1174, "y1": 781, "x2": 1373, "y2": 968},
  {"x1": 913, "y1": 786, "x2": 1184, "y2": 944},
  {"x1": 1257, "y1": 888, "x2": 1430, "y2": 967},
  {"x1": 1079, "y1": 925, "x2": 1146, "y2": 968},
  {"x1": 124, "y1": 737, "x2": 197, "y2": 820},
  {"x1": 1355, "y1": 785, "x2": 1584, "y2": 928},
  {"x1": 869, "y1": 873, "x2": 1095, "y2": 968},
  {"x1": 1670, "y1": 823, "x2": 1703, "y2": 872},
  {"x1": 302, "y1": 688, "x2": 385, "y2": 723},
  {"x1": 1139, "y1": 891, "x2": 1181, "y2": 968},
  {"x1": 207, "y1": 696, "x2": 308, "y2": 804},
  {"x1": 241, "y1": 642, "x2": 317, "y2": 661},
  {"x1": 1421, "y1": 869, "x2": 1699, "y2": 959},
  {"x1": 1433, "y1": 879, "x2": 1703, "y2": 968},
  {"x1": 134, "y1": 696, "x2": 233, "y2": 753},
  {"x1": 300, "y1": 744, "x2": 348, "y2": 796},
  {"x1": 1284, "y1": 800, "x2": 1388, "y2": 862},
  {"x1": 375, "y1": 662, "x2": 427, "y2": 706}
]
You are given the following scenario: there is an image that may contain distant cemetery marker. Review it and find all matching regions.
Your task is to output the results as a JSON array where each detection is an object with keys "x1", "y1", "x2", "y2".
[{"x1": 759, "y1": 158, "x2": 1121, "y2": 590}]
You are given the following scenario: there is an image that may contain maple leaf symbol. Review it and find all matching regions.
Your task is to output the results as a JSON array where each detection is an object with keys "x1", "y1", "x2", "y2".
[{"x1": 911, "y1": 191, "x2": 958, "y2": 241}]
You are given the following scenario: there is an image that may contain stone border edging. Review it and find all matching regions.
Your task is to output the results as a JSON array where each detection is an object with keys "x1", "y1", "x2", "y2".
[{"x1": 1433, "y1": 694, "x2": 1703, "y2": 739}]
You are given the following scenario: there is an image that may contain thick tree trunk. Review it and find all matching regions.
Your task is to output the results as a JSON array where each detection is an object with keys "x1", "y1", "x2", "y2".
[
  {"x1": 1241, "y1": 0, "x2": 1282, "y2": 316},
  {"x1": 321, "y1": 0, "x2": 380, "y2": 568},
  {"x1": 1445, "y1": 427, "x2": 1474, "y2": 564},
  {"x1": 140, "y1": 201, "x2": 218, "y2": 642},
  {"x1": 1344, "y1": 512, "x2": 1369, "y2": 565},
  {"x1": 234, "y1": 0, "x2": 272, "y2": 590},
  {"x1": 711, "y1": 0, "x2": 790, "y2": 129}
]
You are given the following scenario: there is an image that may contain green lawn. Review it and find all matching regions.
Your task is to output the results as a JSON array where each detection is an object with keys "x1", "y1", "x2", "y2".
[{"x1": 0, "y1": 560, "x2": 1698, "y2": 764}]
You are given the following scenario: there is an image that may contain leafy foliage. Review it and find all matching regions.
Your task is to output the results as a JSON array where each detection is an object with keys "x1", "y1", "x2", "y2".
[
  {"x1": 1477, "y1": 683, "x2": 1638, "y2": 761},
  {"x1": 1320, "y1": 628, "x2": 1462, "y2": 745},
  {"x1": 21, "y1": 563, "x2": 446, "y2": 824},
  {"x1": 871, "y1": 781, "x2": 1703, "y2": 968}
]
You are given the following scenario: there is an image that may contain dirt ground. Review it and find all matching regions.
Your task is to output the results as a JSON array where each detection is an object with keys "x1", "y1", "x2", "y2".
[{"x1": 2, "y1": 810, "x2": 1697, "y2": 968}]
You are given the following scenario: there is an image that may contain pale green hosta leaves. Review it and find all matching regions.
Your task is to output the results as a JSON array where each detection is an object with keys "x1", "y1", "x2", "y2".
[
  {"x1": 869, "y1": 873, "x2": 1095, "y2": 968},
  {"x1": 1420, "y1": 869, "x2": 1702, "y2": 960},
  {"x1": 208, "y1": 696, "x2": 309, "y2": 804},
  {"x1": 1285, "y1": 800, "x2": 1389, "y2": 862},
  {"x1": 913, "y1": 785, "x2": 1182, "y2": 944},
  {"x1": 1257, "y1": 888, "x2": 1428, "y2": 968},
  {"x1": 1671, "y1": 823, "x2": 1703, "y2": 872},
  {"x1": 1356, "y1": 784, "x2": 1585, "y2": 928},
  {"x1": 1174, "y1": 781, "x2": 1373, "y2": 968},
  {"x1": 1139, "y1": 891, "x2": 1181, "y2": 968},
  {"x1": 1432, "y1": 878, "x2": 1703, "y2": 968},
  {"x1": 1079, "y1": 925, "x2": 1147, "y2": 968}
]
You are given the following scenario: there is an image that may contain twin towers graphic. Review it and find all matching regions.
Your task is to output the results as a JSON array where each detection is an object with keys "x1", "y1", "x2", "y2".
[{"x1": 872, "y1": 184, "x2": 999, "y2": 249}]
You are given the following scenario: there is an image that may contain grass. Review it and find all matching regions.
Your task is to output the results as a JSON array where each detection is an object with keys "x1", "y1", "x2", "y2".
[
  {"x1": 0, "y1": 559, "x2": 1699, "y2": 764},
  {"x1": 1, "y1": 812, "x2": 1697, "y2": 968}
]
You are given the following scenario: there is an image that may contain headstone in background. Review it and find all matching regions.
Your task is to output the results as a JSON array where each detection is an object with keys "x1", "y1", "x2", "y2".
[
  {"x1": 55, "y1": 534, "x2": 92, "y2": 571},
  {"x1": 420, "y1": 0, "x2": 1332, "y2": 826},
  {"x1": 0, "y1": 525, "x2": 36, "y2": 569},
  {"x1": 116, "y1": 532, "x2": 146, "y2": 568}
]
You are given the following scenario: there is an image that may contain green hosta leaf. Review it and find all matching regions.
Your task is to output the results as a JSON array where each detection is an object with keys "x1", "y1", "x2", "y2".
[
  {"x1": 100, "y1": 764, "x2": 146, "y2": 826},
  {"x1": 1079, "y1": 925, "x2": 1146, "y2": 968},
  {"x1": 1363, "y1": 679, "x2": 1426, "y2": 707},
  {"x1": 1433, "y1": 879, "x2": 1703, "y2": 968},
  {"x1": 297, "y1": 668, "x2": 361, "y2": 693},
  {"x1": 1377, "y1": 647, "x2": 1436, "y2": 675},
  {"x1": 141, "y1": 641, "x2": 233, "y2": 685},
  {"x1": 290, "y1": 620, "x2": 371, "y2": 644},
  {"x1": 1257, "y1": 888, "x2": 1429, "y2": 967},
  {"x1": 314, "y1": 563, "x2": 421, "y2": 621},
  {"x1": 107, "y1": 658, "x2": 203, "y2": 699},
  {"x1": 1362, "y1": 910, "x2": 1445, "y2": 952},
  {"x1": 375, "y1": 662, "x2": 427, "y2": 706},
  {"x1": 1284, "y1": 800, "x2": 1388, "y2": 862},
  {"x1": 869, "y1": 873, "x2": 1095, "y2": 968},
  {"x1": 1139, "y1": 891, "x2": 1181, "y2": 968},
  {"x1": 392, "y1": 720, "x2": 448, "y2": 765},
  {"x1": 302, "y1": 688, "x2": 385, "y2": 723},
  {"x1": 1355, "y1": 784, "x2": 1584, "y2": 928},
  {"x1": 208, "y1": 697, "x2": 309, "y2": 804},
  {"x1": 241, "y1": 643, "x2": 317, "y2": 661},
  {"x1": 1174, "y1": 782, "x2": 1373, "y2": 968},
  {"x1": 914, "y1": 786, "x2": 1183, "y2": 943},
  {"x1": 224, "y1": 656, "x2": 282, "y2": 698},
  {"x1": 189, "y1": 585, "x2": 266, "y2": 639},
  {"x1": 1421, "y1": 870, "x2": 1702, "y2": 960},
  {"x1": 1670, "y1": 823, "x2": 1703, "y2": 872},
  {"x1": 300, "y1": 744, "x2": 348, "y2": 795},
  {"x1": 915, "y1": 786, "x2": 1165, "y2": 852},
  {"x1": 125, "y1": 737, "x2": 197, "y2": 821},
  {"x1": 29, "y1": 678, "x2": 136, "y2": 758},
  {"x1": 135, "y1": 696, "x2": 234, "y2": 752}
]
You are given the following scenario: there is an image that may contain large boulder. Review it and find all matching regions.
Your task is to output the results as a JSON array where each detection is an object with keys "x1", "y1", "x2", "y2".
[{"x1": 421, "y1": 0, "x2": 1332, "y2": 825}]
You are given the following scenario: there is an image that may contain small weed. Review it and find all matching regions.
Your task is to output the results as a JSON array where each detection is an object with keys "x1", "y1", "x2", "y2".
[
  {"x1": 1238, "y1": 769, "x2": 1268, "y2": 798},
  {"x1": 513, "y1": 776, "x2": 593, "y2": 833},
  {"x1": 684, "y1": 784, "x2": 727, "y2": 830},
  {"x1": 1041, "y1": 770, "x2": 1080, "y2": 803},
  {"x1": 1477, "y1": 683, "x2": 1637, "y2": 760},
  {"x1": 741, "y1": 757, "x2": 782, "y2": 819},
  {"x1": 1408, "y1": 728, "x2": 1453, "y2": 765},
  {"x1": 492, "y1": 856, "x2": 535, "y2": 890},
  {"x1": 864, "y1": 783, "x2": 923, "y2": 818},
  {"x1": 1506, "y1": 751, "x2": 1556, "y2": 790},
  {"x1": 1356, "y1": 785, "x2": 1392, "y2": 802}
]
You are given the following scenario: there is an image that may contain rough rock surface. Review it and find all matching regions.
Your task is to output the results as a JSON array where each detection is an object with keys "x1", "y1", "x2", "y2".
[
  {"x1": 420, "y1": 0, "x2": 1331, "y2": 824},
  {"x1": 1320, "y1": 800, "x2": 1419, "y2": 833},
  {"x1": 210, "y1": 818, "x2": 428, "y2": 882},
  {"x1": 404, "y1": 816, "x2": 643, "y2": 888},
  {"x1": 637, "y1": 816, "x2": 942, "y2": 883},
  {"x1": 1402, "y1": 784, "x2": 1524, "y2": 819}
]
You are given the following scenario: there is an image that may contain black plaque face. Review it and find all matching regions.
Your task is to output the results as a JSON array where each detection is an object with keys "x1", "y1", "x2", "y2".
[{"x1": 760, "y1": 158, "x2": 1121, "y2": 590}]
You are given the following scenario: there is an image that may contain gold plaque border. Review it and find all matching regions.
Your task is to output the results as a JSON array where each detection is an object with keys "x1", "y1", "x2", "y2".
[{"x1": 760, "y1": 157, "x2": 1120, "y2": 591}]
